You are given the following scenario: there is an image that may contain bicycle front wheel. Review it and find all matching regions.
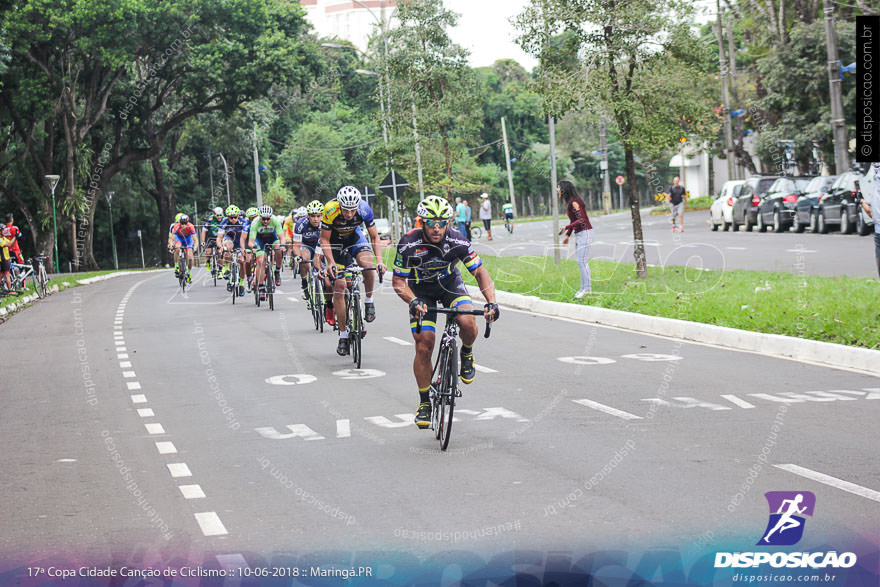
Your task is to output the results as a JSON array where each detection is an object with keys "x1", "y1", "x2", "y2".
[
  {"x1": 351, "y1": 294, "x2": 362, "y2": 368},
  {"x1": 38, "y1": 263, "x2": 49, "y2": 297},
  {"x1": 438, "y1": 342, "x2": 458, "y2": 451}
]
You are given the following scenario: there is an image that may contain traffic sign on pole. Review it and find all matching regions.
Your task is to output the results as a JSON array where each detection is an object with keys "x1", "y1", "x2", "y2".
[
  {"x1": 379, "y1": 170, "x2": 409, "y2": 242},
  {"x1": 615, "y1": 175, "x2": 626, "y2": 186}
]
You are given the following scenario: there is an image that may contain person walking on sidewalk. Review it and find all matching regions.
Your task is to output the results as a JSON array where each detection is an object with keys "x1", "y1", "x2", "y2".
[
  {"x1": 479, "y1": 193, "x2": 493, "y2": 241},
  {"x1": 558, "y1": 180, "x2": 593, "y2": 299},
  {"x1": 667, "y1": 177, "x2": 687, "y2": 232},
  {"x1": 859, "y1": 162, "x2": 880, "y2": 278}
]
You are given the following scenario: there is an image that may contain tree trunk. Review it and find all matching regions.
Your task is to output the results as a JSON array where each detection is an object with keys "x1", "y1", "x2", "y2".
[
  {"x1": 150, "y1": 154, "x2": 177, "y2": 265},
  {"x1": 625, "y1": 146, "x2": 648, "y2": 278}
]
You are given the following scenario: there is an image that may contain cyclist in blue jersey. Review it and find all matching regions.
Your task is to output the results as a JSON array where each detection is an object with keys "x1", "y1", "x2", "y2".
[
  {"x1": 293, "y1": 200, "x2": 328, "y2": 299},
  {"x1": 320, "y1": 186, "x2": 386, "y2": 356},
  {"x1": 217, "y1": 205, "x2": 247, "y2": 296}
]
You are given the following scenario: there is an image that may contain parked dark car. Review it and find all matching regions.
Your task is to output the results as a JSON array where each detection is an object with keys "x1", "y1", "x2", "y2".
[
  {"x1": 756, "y1": 176, "x2": 814, "y2": 232},
  {"x1": 793, "y1": 175, "x2": 837, "y2": 233},
  {"x1": 815, "y1": 171, "x2": 864, "y2": 234},
  {"x1": 731, "y1": 175, "x2": 779, "y2": 231}
]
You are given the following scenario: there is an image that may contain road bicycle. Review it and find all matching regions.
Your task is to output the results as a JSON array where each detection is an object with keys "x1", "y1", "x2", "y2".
[
  {"x1": 175, "y1": 248, "x2": 189, "y2": 293},
  {"x1": 205, "y1": 244, "x2": 220, "y2": 287},
  {"x1": 335, "y1": 264, "x2": 381, "y2": 369},
  {"x1": 809, "y1": 140, "x2": 824, "y2": 177},
  {"x1": 6, "y1": 255, "x2": 49, "y2": 298},
  {"x1": 776, "y1": 139, "x2": 797, "y2": 176},
  {"x1": 469, "y1": 224, "x2": 483, "y2": 239},
  {"x1": 228, "y1": 249, "x2": 242, "y2": 305},
  {"x1": 301, "y1": 259, "x2": 325, "y2": 332},
  {"x1": 415, "y1": 306, "x2": 493, "y2": 451},
  {"x1": 254, "y1": 243, "x2": 278, "y2": 310},
  {"x1": 504, "y1": 216, "x2": 514, "y2": 234}
]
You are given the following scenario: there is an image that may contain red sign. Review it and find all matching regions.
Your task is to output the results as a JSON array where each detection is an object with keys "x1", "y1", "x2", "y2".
[{"x1": 615, "y1": 175, "x2": 625, "y2": 186}]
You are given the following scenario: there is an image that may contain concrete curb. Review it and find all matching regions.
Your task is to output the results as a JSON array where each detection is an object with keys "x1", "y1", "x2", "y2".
[
  {"x1": 76, "y1": 268, "x2": 165, "y2": 284},
  {"x1": 466, "y1": 286, "x2": 880, "y2": 378}
]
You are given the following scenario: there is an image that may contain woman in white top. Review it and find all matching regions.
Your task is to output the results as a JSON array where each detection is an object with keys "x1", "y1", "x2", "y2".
[{"x1": 479, "y1": 193, "x2": 493, "y2": 241}]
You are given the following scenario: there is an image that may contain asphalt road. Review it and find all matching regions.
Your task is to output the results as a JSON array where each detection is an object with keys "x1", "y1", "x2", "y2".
[
  {"x1": 473, "y1": 209, "x2": 878, "y2": 278},
  {"x1": 1, "y1": 271, "x2": 878, "y2": 578}
]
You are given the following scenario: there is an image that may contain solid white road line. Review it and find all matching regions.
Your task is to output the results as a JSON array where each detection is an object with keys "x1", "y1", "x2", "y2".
[
  {"x1": 130, "y1": 394, "x2": 147, "y2": 404},
  {"x1": 194, "y1": 512, "x2": 228, "y2": 536},
  {"x1": 179, "y1": 485, "x2": 206, "y2": 499},
  {"x1": 721, "y1": 394, "x2": 756, "y2": 409},
  {"x1": 775, "y1": 464, "x2": 880, "y2": 503},
  {"x1": 572, "y1": 398, "x2": 643, "y2": 420},
  {"x1": 785, "y1": 249, "x2": 816, "y2": 254},
  {"x1": 167, "y1": 463, "x2": 192, "y2": 478},
  {"x1": 145, "y1": 423, "x2": 165, "y2": 435},
  {"x1": 384, "y1": 336, "x2": 412, "y2": 346},
  {"x1": 474, "y1": 364, "x2": 498, "y2": 373},
  {"x1": 155, "y1": 441, "x2": 177, "y2": 454},
  {"x1": 137, "y1": 408, "x2": 155, "y2": 418},
  {"x1": 726, "y1": 246, "x2": 747, "y2": 250}
]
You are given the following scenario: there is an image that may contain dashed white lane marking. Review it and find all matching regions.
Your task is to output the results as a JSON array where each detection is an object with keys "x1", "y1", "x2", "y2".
[
  {"x1": 785, "y1": 249, "x2": 816, "y2": 253},
  {"x1": 474, "y1": 363, "x2": 498, "y2": 374},
  {"x1": 122, "y1": 371, "x2": 136, "y2": 378},
  {"x1": 137, "y1": 408, "x2": 155, "y2": 418},
  {"x1": 116, "y1": 347, "x2": 127, "y2": 352},
  {"x1": 721, "y1": 394, "x2": 756, "y2": 409},
  {"x1": 126, "y1": 381, "x2": 141, "y2": 390},
  {"x1": 145, "y1": 423, "x2": 165, "y2": 435},
  {"x1": 167, "y1": 463, "x2": 192, "y2": 478},
  {"x1": 119, "y1": 361, "x2": 132, "y2": 368},
  {"x1": 775, "y1": 464, "x2": 880, "y2": 503},
  {"x1": 117, "y1": 353, "x2": 129, "y2": 359},
  {"x1": 156, "y1": 441, "x2": 177, "y2": 454},
  {"x1": 384, "y1": 336, "x2": 412, "y2": 346},
  {"x1": 572, "y1": 398, "x2": 643, "y2": 420},
  {"x1": 194, "y1": 512, "x2": 228, "y2": 536},
  {"x1": 130, "y1": 394, "x2": 147, "y2": 404},
  {"x1": 179, "y1": 485, "x2": 206, "y2": 499},
  {"x1": 286, "y1": 297, "x2": 300, "y2": 303}
]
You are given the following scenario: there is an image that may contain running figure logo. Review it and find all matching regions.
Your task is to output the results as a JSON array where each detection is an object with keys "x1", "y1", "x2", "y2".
[{"x1": 758, "y1": 491, "x2": 816, "y2": 546}]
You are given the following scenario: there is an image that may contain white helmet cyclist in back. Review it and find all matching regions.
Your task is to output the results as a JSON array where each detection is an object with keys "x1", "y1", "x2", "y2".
[
  {"x1": 336, "y1": 186, "x2": 362, "y2": 210},
  {"x1": 213, "y1": 207, "x2": 224, "y2": 217},
  {"x1": 295, "y1": 206, "x2": 307, "y2": 218}
]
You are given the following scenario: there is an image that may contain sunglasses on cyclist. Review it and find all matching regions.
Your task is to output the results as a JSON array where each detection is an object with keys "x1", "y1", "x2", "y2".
[{"x1": 424, "y1": 219, "x2": 448, "y2": 228}]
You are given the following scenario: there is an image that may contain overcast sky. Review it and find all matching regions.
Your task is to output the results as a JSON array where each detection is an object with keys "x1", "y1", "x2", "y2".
[{"x1": 444, "y1": 0, "x2": 716, "y2": 72}]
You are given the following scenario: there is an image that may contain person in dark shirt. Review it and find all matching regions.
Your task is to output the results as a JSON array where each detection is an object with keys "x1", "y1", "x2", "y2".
[
  {"x1": 392, "y1": 195, "x2": 499, "y2": 429},
  {"x1": 667, "y1": 176, "x2": 687, "y2": 232},
  {"x1": 558, "y1": 181, "x2": 594, "y2": 298}
]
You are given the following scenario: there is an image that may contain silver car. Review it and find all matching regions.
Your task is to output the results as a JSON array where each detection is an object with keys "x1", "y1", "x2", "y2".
[{"x1": 709, "y1": 180, "x2": 744, "y2": 231}]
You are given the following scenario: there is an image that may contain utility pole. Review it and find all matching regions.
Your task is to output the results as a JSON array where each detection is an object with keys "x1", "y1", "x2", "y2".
[
  {"x1": 716, "y1": 1, "x2": 735, "y2": 184},
  {"x1": 106, "y1": 191, "x2": 118, "y2": 270},
  {"x1": 549, "y1": 116, "x2": 560, "y2": 265},
  {"x1": 252, "y1": 123, "x2": 263, "y2": 207},
  {"x1": 410, "y1": 89, "x2": 425, "y2": 199},
  {"x1": 726, "y1": 14, "x2": 740, "y2": 179},
  {"x1": 501, "y1": 117, "x2": 517, "y2": 216},
  {"x1": 600, "y1": 120, "x2": 611, "y2": 214},
  {"x1": 824, "y1": 3, "x2": 849, "y2": 173},
  {"x1": 208, "y1": 151, "x2": 215, "y2": 208}
]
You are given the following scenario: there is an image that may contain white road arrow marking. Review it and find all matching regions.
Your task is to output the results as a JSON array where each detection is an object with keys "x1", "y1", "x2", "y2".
[{"x1": 574, "y1": 399, "x2": 643, "y2": 420}]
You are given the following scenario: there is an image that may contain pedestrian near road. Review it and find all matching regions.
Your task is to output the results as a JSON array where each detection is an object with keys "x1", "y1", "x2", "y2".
[
  {"x1": 859, "y1": 162, "x2": 880, "y2": 278},
  {"x1": 464, "y1": 199, "x2": 473, "y2": 240},
  {"x1": 667, "y1": 177, "x2": 687, "y2": 232},
  {"x1": 5, "y1": 213, "x2": 24, "y2": 264},
  {"x1": 0, "y1": 225, "x2": 14, "y2": 291},
  {"x1": 455, "y1": 196, "x2": 468, "y2": 238},
  {"x1": 479, "y1": 193, "x2": 493, "y2": 240},
  {"x1": 558, "y1": 180, "x2": 593, "y2": 298}
]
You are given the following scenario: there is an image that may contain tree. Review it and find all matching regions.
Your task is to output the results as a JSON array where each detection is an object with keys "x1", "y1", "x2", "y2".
[{"x1": 515, "y1": 0, "x2": 717, "y2": 277}]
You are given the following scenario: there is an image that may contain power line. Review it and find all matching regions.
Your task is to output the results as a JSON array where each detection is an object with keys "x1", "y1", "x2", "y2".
[{"x1": 264, "y1": 136, "x2": 383, "y2": 151}]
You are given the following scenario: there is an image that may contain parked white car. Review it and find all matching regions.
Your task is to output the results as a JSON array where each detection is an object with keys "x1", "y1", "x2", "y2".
[
  {"x1": 709, "y1": 179, "x2": 745, "y2": 231},
  {"x1": 857, "y1": 164, "x2": 876, "y2": 236}
]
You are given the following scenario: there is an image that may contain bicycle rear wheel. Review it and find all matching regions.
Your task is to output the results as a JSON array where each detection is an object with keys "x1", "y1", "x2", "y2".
[
  {"x1": 231, "y1": 263, "x2": 238, "y2": 304},
  {"x1": 212, "y1": 250, "x2": 218, "y2": 287},
  {"x1": 438, "y1": 342, "x2": 458, "y2": 451},
  {"x1": 178, "y1": 256, "x2": 187, "y2": 292},
  {"x1": 38, "y1": 262, "x2": 49, "y2": 297}
]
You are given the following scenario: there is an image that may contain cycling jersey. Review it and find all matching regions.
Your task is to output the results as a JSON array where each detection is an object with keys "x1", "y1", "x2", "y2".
[
  {"x1": 502, "y1": 203, "x2": 514, "y2": 218},
  {"x1": 203, "y1": 217, "x2": 223, "y2": 239},
  {"x1": 219, "y1": 218, "x2": 246, "y2": 248},
  {"x1": 293, "y1": 216, "x2": 321, "y2": 250},
  {"x1": 249, "y1": 216, "x2": 284, "y2": 248},
  {"x1": 172, "y1": 222, "x2": 197, "y2": 248},
  {"x1": 321, "y1": 200, "x2": 375, "y2": 240},
  {"x1": 393, "y1": 226, "x2": 481, "y2": 284}
]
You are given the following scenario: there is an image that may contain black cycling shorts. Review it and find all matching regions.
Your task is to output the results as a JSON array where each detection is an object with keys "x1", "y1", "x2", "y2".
[{"x1": 409, "y1": 273, "x2": 472, "y2": 334}]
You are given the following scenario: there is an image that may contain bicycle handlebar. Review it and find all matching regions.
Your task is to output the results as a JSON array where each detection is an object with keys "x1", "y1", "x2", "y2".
[
  {"x1": 332, "y1": 265, "x2": 384, "y2": 284},
  {"x1": 414, "y1": 307, "x2": 493, "y2": 338}
]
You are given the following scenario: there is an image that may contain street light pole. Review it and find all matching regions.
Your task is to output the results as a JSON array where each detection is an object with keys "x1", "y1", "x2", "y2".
[
  {"x1": 106, "y1": 191, "x2": 119, "y2": 270},
  {"x1": 217, "y1": 153, "x2": 231, "y2": 206},
  {"x1": 44, "y1": 174, "x2": 61, "y2": 273}
]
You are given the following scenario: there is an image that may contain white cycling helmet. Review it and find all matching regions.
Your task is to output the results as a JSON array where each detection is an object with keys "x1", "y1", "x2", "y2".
[
  {"x1": 295, "y1": 206, "x2": 307, "y2": 217},
  {"x1": 213, "y1": 207, "x2": 224, "y2": 216},
  {"x1": 336, "y1": 186, "x2": 362, "y2": 210},
  {"x1": 258, "y1": 204, "x2": 273, "y2": 219}
]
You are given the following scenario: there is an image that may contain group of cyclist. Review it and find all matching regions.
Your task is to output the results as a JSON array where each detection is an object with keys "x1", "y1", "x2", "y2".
[{"x1": 167, "y1": 186, "x2": 500, "y2": 428}]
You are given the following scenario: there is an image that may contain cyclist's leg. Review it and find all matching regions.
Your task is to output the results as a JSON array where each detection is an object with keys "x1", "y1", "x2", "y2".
[
  {"x1": 254, "y1": 239, "x2": 266, "y2": 286},
  {"x1": 332, "y1": 250, "x2": 350, "y2": 330}
]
